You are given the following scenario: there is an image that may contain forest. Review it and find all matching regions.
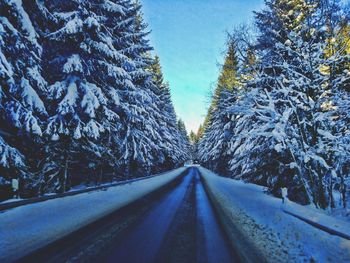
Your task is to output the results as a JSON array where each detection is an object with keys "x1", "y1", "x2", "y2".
[
  {"x1": 0, "y1": 0, "x2": 191, "y2": 200},
  {"x1": 0, "y1": 0, "x2": 350, "y2": 212},
  {"x1": 195, "y1": 0, "x2": 350, "y2": 210}
]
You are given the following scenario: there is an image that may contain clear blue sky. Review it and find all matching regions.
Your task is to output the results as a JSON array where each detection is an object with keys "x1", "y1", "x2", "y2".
[{"x1": 141, "y1": 0, "x2": 264, "y2": 133}]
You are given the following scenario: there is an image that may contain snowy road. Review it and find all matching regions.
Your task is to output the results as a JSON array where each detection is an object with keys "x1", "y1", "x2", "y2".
[
  {"x1": 18, "y1": 167, "x2": 238, "y2": 263},
  {"x1": 12, "y1": 166, "x2": 350, "y2": 263},
  {"x1": 104, "y1": 167, "x2": 237, "y2": 263}
]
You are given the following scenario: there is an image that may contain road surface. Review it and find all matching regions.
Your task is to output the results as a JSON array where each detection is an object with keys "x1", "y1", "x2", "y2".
[{"x1": 19, "y1": 168, "x2": 239, "y2": 263}]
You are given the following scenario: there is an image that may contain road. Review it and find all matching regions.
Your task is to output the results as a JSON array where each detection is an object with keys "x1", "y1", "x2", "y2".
[{"x1": 19, "y1": 168, "x2": 239, "y2": 263}]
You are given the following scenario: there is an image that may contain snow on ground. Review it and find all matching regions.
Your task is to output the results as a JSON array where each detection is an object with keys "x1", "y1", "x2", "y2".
[
  {"x1": 0, "y1": 167, "x2": 187, "y2": 262},
  {"x1": 0, "y1": 169, "x2": 178, "y2": 207},
  {"x1": 282, "y1": 198, "x2": 350, "y2": 240},
  {"x1": 199, "y1": 167, "x2": 350, "y2": 263}
]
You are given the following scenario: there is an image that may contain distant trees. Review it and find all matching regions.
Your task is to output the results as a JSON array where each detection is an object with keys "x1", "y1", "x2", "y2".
[
  {"x1": 149, "y1": 56, "x2": 192, "y2": 169},
  {"x1": 189, "y1": 130, "x2": 198, "y2": 144},
  {"x1": 197, "y1": 40, "x2": 241, "y2": 175},
  {"x1": 177, "y1": 119, "x2": 192, "y2": 162},
  {"x1": 0, "y1": 0, "x2": 190, "y2": 200},
  {"x1": 197, "y1": 0, "x2": 350, "y2": 209}
]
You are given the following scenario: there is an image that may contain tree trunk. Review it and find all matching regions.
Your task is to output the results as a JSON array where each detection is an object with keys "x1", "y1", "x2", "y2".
[
  {"x1": 341, "y1": 175, "x2": 347, "y2": 208},
  {"x1": 125, "y1": 160, "x2": 130, "y2": 180},
  {"x1": 99, "y1": 165, "x2": 103, "y2": 185},
  {"x1": 61, "y1": 158, "x2": 68, "y2": 193},
  {"x1": 328, "y1": 177, "x2": 335, "y2": 209}
]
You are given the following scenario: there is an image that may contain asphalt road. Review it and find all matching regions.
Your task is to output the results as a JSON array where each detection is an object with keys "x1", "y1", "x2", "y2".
[{"x1": 19, "y1": 168, "x2": 239, "y2": 263}]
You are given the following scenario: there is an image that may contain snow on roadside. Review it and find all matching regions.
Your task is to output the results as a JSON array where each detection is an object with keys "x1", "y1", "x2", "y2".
[
  {"x1": 0, "y1": 167, "x2": 187, "y2": 262},
  {"x1": 0, "y1": 169, "x2": 179, "y2": 208},
  {"x1": 282, "y1": 198, "x2": 350, "y2": 240},
  {"x1": 199, "y1": 167, "x2": 350, "y2": 263}
]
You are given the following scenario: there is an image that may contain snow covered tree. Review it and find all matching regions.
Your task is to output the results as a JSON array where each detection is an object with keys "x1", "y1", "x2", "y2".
[
  {"x1": 0, "y1": 0, "x2": 191, "y2": 199},
  {"x1": 228, "y1": 0, "x2": 350, "y2": 208},
  {"x1": 148, "y1": 55, "x2": 190, "y2": 168},
  {"x1": 229, "y1": 0, "x2": 334, "y2": 207},
  {"x1": 107, "y1": 1, "x2": 165, "y2": 177},
  {"x1": 322, "y1": 0, "x2": 350, "y2": 92},
  {"x1": 34, "y1": 0, "x2": 129, "y2": 192},
  {"x1": 177, "y1": 119, "x2": 192, "y2": 161},
  {"x1": 198, "y1": 89, "x2": 236, "y2": 175},
  {"x1": 197, "y1": 38, "x2": 244, "y2": 175},
  {"x1": 0, "y1": 99, "x2": 24, "y2": 199},
  {"x1": 198, "y1": 0, "x2": 350, "y2": 209},
  {"x1": 0, "y1": 0, "x2": 47, "y2": 197},
  {"x1": 321, "y1": 0, "x2": 350, "y2": 208}
]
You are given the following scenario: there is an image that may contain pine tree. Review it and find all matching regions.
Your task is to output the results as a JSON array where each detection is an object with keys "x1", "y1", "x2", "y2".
[
  {"x1": 113, "y1": 1, "x2": 165, "y2": 177},
  {"x1": 189, "y1": 131, "x2": 197, "y2": 144},
  {"x1": 217, "y1": 41, "x2": 240, "y2": 89},
  {"x1": 0, "y1": 96, "x2": 24, "y2": 199},
  {"x1": 234, "y1": 0, "x2": 329, "y2": 206},
  {"x1": 198, "y1": 39, "x2": 241, "y2": 175},
  {"x1": 231, "y1": 0, "x2": 348, "y2": 208},
  {"x1": 148, "y1": 55, "x2": 188, "y2": 169},
  {"x1": 0, "y1": 0, "x2": 47, "y2": 196},
  {"x1": 177, "y1": 119, "x2": 192, "y2": 162},
  {"x1": 321, "y1": 0, "x2": 350, "y2": 207},
  {"x1": 36, "y1": 0, "x2": 128, "y2": 192},
  {"x1": 323, "y1": 0, "x2": 350, "y2": 92},
  {"x1": 196, "y1": 124, "x2": 204, "y2": 140},
  {"x1": 197, "y1": 0, "x2": 349, "y2": 209},
  {"x1": 200, "y1": 39, "x2": 241, "y2": 136},
  {"x1": 0, "y1": 0, "x2": 192, "y2": 198}
]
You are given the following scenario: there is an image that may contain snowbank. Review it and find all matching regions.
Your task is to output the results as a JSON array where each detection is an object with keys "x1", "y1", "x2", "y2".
[
  {"x1": 0, "y1": 167, "x2": 187, "y2": 262},
  {"x1": 282, "y1": 199, "x2": 350, "y2": 240},
  {"x1": 199, "y1": 167, "x2": 350, "y2": 263},
  {"x1": 0, "y1": 168, "x2": 181, "y2": 211}
]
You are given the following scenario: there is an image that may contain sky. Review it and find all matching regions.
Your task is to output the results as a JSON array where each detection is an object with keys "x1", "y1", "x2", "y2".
[{"x1": 141, "y1": 0, "x2": 264, "y2": 133}]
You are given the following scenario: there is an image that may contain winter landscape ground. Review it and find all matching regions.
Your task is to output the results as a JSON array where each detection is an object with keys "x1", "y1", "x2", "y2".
[{"x1": 1, "y1": 0, "x2": 350, "y2": 262}]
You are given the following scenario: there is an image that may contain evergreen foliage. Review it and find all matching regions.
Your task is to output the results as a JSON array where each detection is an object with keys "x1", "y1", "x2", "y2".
[
  {"x1": 197, "y1": 0, "x2": 350, "y2": 209},
  {"x1": 0, "y1": 0, "x2": 190, "y2": 200},
  {"x1": 0, "y1": 0, "x2": 47, "y2": 197}
]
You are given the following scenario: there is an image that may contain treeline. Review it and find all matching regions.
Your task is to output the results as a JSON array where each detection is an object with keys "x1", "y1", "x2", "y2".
[
  {"x1": 197, "y1": 0, "x2": 350, "y2": 209},
  {"x1": 0, "y1": 0, "x2": 191, "y2": 200}
]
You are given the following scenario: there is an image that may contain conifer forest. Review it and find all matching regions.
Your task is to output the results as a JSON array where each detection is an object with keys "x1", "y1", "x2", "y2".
[
  {"x1": 1, "y1": 1, "x2": 350, "y2": 262},
  {"x1": 0, "y1": 0, "x2": 191, "y2": 199}
]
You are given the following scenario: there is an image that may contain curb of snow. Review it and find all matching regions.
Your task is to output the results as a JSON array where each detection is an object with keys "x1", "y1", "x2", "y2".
[
  {"x1": 0, "y1": 168, "x2": 181, "y2": 212},
  {"x1": 0, "y1": 167, "x2": 187, "y2": 262},
  {"x1": 199, "y1": 169, "x2": 267, "y2": 263},
  {"x1": 198, "y1": 167, "x2": 350, "y2": 262},
  {"x1": 200, "y1": 167, "x2": 350, "y2": 241},
  {"x1": 282, "y1": 201, "x2": 350, "y2": 240}
]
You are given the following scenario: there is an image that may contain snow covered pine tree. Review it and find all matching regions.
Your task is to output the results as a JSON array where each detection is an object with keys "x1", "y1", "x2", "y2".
[
  {"x1": 197, "y1": 0, "x2": 350, "y2": 209},
  {"x1": 0, "y1": 0, "x2": 47, "y2": 199},
  {"x1": 0, "y1": 0, "x2": 190, "y2": 199}
]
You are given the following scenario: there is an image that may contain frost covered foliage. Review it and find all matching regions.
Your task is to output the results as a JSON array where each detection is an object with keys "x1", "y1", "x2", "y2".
[
  {"x1": 148, "y1": 56, "x2": 192, "y2": 168},
  {"x1": 0, "y1": 0, "x2": 47, "y2": 198},
  {"x1": 197, "y1": 0, "x2": 350, "y2": 209},
  {"x1": 0, "y1": 0, "x2": 47, "y2": 135},
  {"x1": 0, "y1": 0, "x2": 190, "y2": 200}
]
